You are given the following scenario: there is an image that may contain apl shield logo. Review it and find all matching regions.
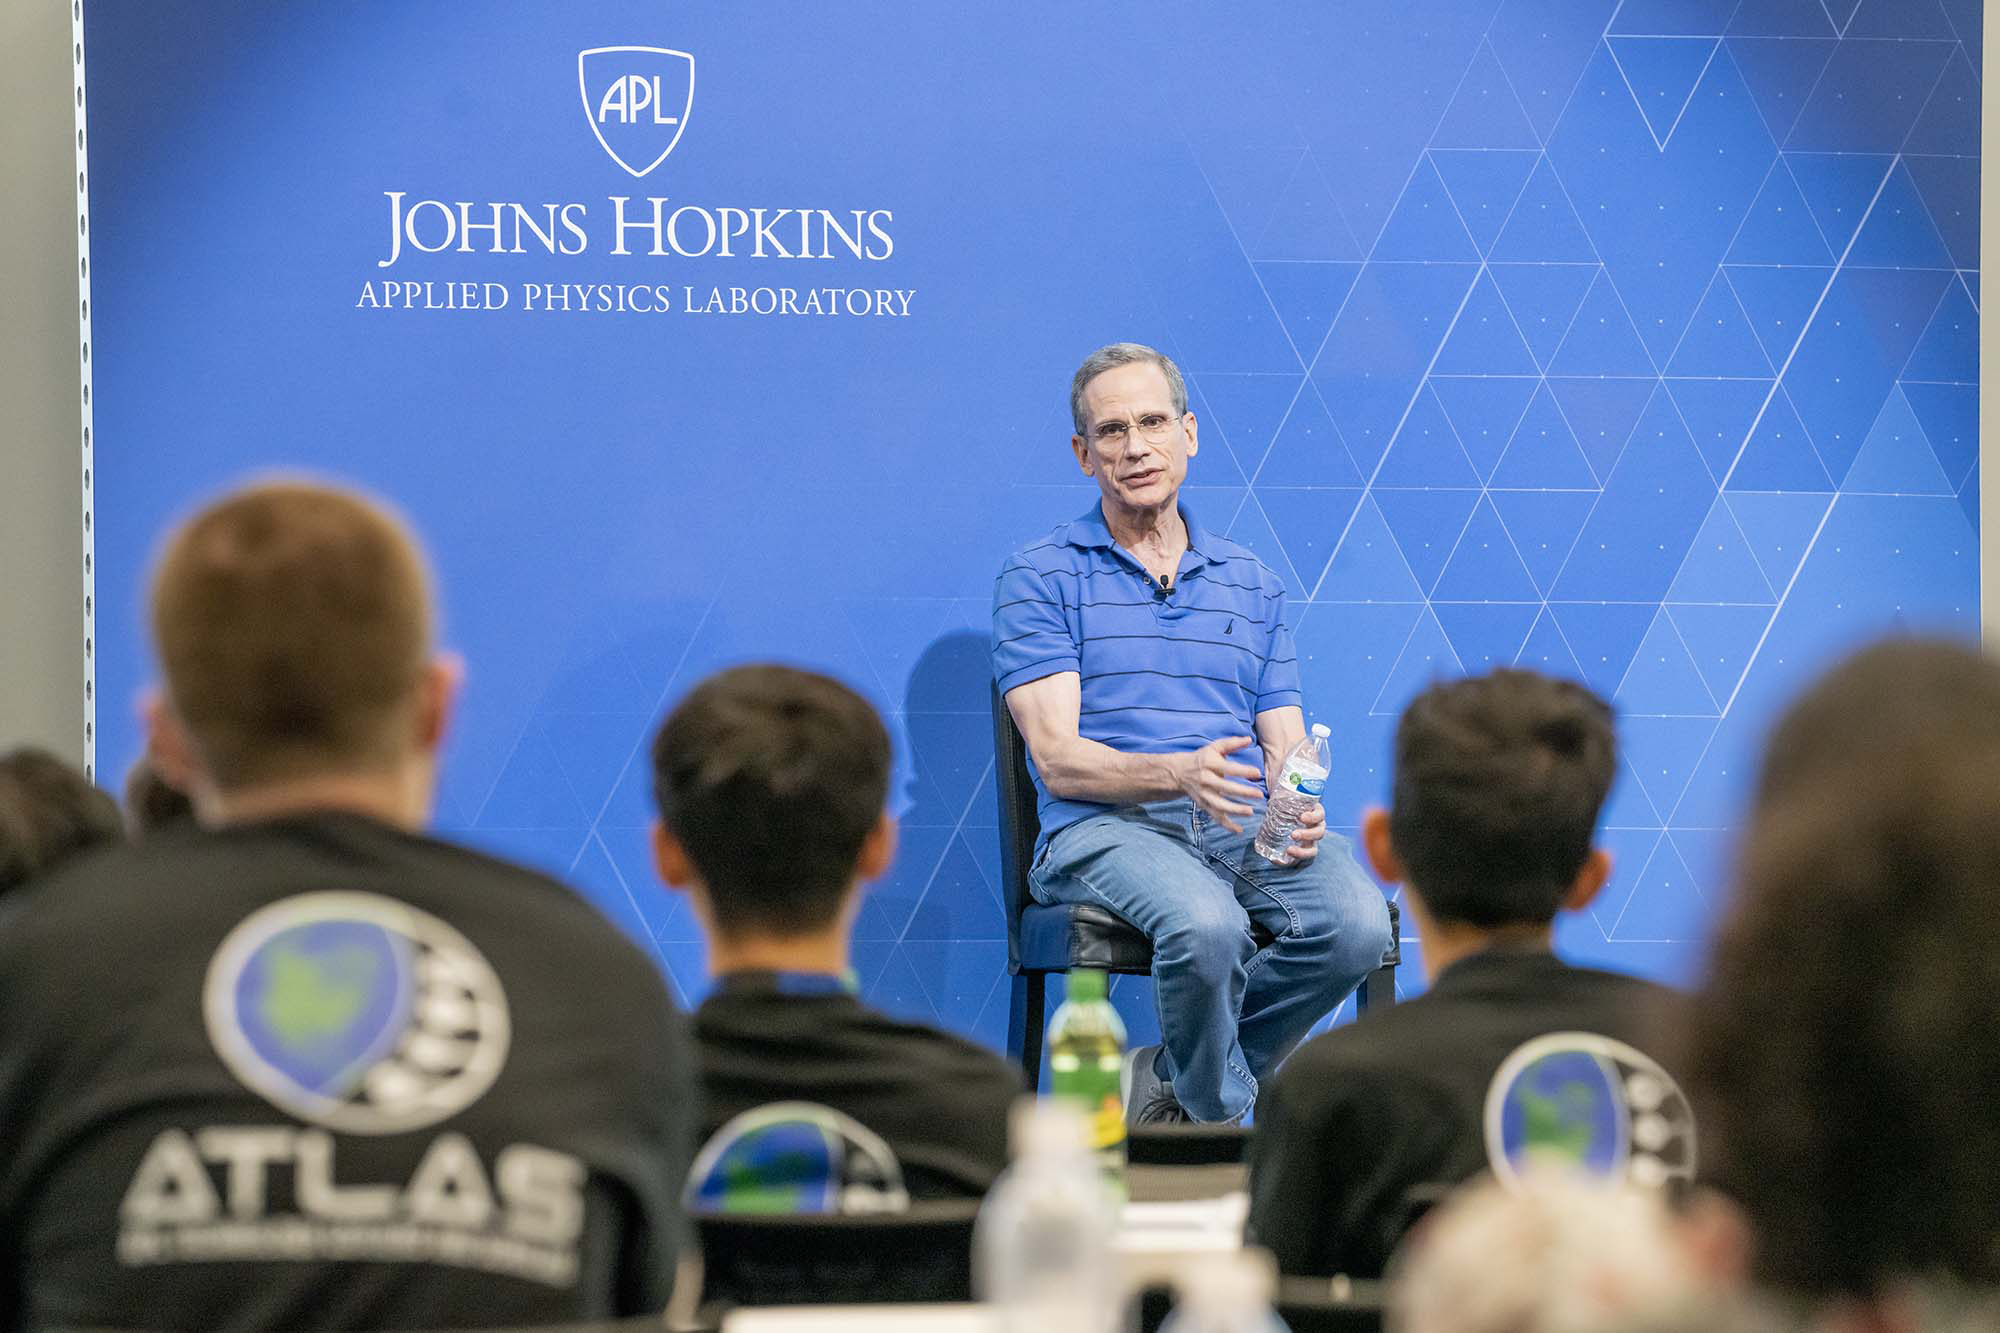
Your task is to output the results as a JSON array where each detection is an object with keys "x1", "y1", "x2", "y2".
[
  {"x1": 579, "y1": 46, "x2": 694, "y2": 178},
  {"x1": 204, "y1": 891, "x2": 511, "y2": 1135}
]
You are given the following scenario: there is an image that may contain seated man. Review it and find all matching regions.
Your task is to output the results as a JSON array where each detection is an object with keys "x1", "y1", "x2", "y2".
[
  {"x1": 995, "y1": 341, "x2": 1391, "y2": 1125},
  {"x1": 1247, "y1": 667, "x2": 1689, "y2": 1279},
  {"x1": 0, "y1": 747, "x2": 123, "y2": 895},
  {"x1": 649, "y1": 663, "x2": 1024, "y2": 1208},
  {"x1": 0, "y1": 481, "x2": 692, "y2": 1329}
]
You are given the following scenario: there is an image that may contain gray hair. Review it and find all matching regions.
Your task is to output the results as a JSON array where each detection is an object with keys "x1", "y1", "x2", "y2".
[{"x1": 1069, "y1": 342, "x2": 1188, "y2": 435}]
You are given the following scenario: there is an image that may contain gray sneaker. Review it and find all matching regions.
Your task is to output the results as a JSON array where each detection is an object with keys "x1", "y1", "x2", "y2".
[{"x1": 1123, "y1": 1043, "x2": 1187, "y2": 1125}]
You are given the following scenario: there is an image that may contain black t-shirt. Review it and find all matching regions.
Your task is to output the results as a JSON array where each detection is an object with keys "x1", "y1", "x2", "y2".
[
  {"x1": 1246, "y1": 947, "x2": 1689, "y2": 1280},
  {"x1": 0, "y1": 812, "x2": 694, "y2": 1331},
  {"x1": 693, "y1": 972, "x2": 1023, "y2": 1203}
]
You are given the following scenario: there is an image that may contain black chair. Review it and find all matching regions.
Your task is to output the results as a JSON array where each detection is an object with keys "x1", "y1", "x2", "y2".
[
  {"x1": 993, "y1": 683, "x2": 1401, "y2": 1088},
  {"x1": 671, "y1": 1201, "x2": 980, "y2": 1325}
]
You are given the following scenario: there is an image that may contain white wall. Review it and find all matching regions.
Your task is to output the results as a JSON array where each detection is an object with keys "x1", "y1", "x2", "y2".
[{"x1": 0, "y1": 0, "x2": 87, "y2": 763}]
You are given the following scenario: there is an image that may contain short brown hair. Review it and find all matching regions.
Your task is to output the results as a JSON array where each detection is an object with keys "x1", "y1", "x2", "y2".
[
  {"x1": 650, "y1": 664, "x2": 891, "y2": 937},
  {"x1": 0, "y1": 747, "x2": 123, "y2": 894},
  {"x1": 149, "y1": 480, "x2": 434, "y2": 789}
]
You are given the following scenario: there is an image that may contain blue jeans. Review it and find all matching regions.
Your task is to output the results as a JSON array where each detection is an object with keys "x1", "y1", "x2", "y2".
[{"x1": 1030, "y1": 797, "x2": 1393, "y2": 1122}]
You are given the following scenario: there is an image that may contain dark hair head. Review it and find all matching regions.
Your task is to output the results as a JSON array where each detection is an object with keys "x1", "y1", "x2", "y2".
[
  {"x1": 1687, "y1": 747, "x2": 2000, "y2": 1298},
  {"x1": 1756, "y1": 636, "x2": 2000, "y2": 811},
  {"x1": 149, "y1": 480, "x2": 434, "y2": 790},
  {"x1": 650, "y1": 664, "x2": 891, "y2": 938},
  {"x1": 1387, "y1": 668, "x2": 1616, "y2": 926},
  {"x1": 122, "y1": 758, "x2": 195, "y2": 836},
  {"x1": 0, "y1": 747, "x2": 123, "y2": 895}
]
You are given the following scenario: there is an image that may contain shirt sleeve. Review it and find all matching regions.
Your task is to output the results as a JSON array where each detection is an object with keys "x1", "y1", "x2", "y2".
[
  {"x1": 1245, "y1": 1056, "x2": 1354, "y2": 1279},
  {"x1": 991, "y1": 557, "x2": 1078, "y2": 695},
  {"x1": 1256, "y1": 588, "x2": 1303, "y2": 713}
]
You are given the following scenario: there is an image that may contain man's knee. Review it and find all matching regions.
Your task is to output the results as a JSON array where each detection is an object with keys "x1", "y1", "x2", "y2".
[
  {"x1": 1282, "y1": 843, "x2": 1394, "y2": 972},
  {"x1": 1153, "y1": 893, "x2": 1255, "y2": 984}
]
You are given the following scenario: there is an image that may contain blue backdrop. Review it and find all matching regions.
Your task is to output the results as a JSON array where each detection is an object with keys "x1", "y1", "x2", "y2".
[{"x1": 86, "y1": 0, "x2": 1981, "y2": 1051}]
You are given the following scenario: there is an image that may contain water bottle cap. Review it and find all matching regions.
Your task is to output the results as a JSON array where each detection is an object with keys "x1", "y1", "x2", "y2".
[{"x1": 1310, "y1": 723, "x2": 1331, "y2": 738}]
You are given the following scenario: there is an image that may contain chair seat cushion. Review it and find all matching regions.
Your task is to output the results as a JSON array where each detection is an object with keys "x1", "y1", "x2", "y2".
[{"x1": 1018, "y1": 902, "x2": 1155, "y2": 973}]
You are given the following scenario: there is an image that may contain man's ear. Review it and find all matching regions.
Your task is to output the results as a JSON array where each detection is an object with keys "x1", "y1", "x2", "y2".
[
  {"x1": 1361, "y1": 807, "x2": 1403, "y2": 885},
  {"x1": 1071, "y1": 434, "x2": 1095, "y2": 476},
  {"x1": 143, "y1": 689, "x2": 202, "y2": 796},
  {"x1": 1562, "y1": 847, "x2": 1613, "y2": 913},
  {"x1": 854, "y1": 812, "x2": 897, "y2": 883},
  {"x1": 1182, "y1": 411, "x2": 1199, "y2": 458},
  {"x1": 414, "y1": 653, "x2": 463, "y2": 755},
  {"x1": 650, "y1": 819, "x2": 697, "y2": 891}
]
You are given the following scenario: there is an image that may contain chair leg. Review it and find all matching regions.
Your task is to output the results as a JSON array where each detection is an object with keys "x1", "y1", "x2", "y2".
[
  {"x1": 1007, "y1": 972, "x2": 1047, "y2": 1092},
  {"x1": 1358, "y1": 960, "x2": 1397, "y2": 1014}
]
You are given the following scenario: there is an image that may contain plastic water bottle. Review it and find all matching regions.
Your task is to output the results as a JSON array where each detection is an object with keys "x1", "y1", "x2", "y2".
[
  {"x1": 1159, "y1": 1250, "x2": 1290, "y2": 1333},
  {"x1": 976, "y1": 1099, "x2": 1120, "y2": 1333},
  {"x1": 1048, "y1": 967, "x2": 1127, "y2": 1190},
  {"x1": 1253, "y1": 723, "x2": 1331, "y2": 863}
]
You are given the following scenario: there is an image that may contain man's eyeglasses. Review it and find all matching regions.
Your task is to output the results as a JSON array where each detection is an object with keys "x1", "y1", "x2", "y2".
[{"x1": 1088, "y1": 412, "x2": 1184, "y2": 447}]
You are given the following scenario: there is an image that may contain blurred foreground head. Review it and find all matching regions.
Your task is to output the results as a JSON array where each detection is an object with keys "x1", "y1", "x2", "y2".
[
  {"x1": 1688, "y1": 637, "x2": 2000, "y2": 1301},
  {"x1": 146, "y1": 479, "x2": 455, "y2": 823},
  {"x1": 0, "y1": 747, "x2": 122, "y2": 895},
  {"x1": 1389, "y1": 1172, "x2": 1699, "y2": 1333}
]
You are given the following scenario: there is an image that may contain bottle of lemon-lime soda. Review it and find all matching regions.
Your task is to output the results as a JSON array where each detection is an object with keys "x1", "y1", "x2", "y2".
[{"x1": 1047, "y1": 967, "x2": 1127, "y2": 1192}]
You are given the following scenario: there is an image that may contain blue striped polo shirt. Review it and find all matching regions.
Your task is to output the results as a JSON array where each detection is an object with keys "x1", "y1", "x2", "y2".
[{"x1": 992, "y1": 502, "x2": 1302, "y2": 844}]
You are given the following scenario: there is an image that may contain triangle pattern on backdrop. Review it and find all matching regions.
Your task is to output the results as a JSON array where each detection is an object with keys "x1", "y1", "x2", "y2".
[
  {"x1": 1430, "y1": 375, "x2": 1543, "y2": 481},
  {"x1": 1724, "y1": 490, "x2": 1833, "y2": 591},
  {"x1": 1433, "y1": 495, "x2": 1543, "y2": 603},
  {"x1": 1665, "y1": 602, "x2": 1775, "y2": 706},
  {"x1": 1664, "y1": 377, "x2": 1775, "y2": 482},
  {"x1": 1842, "y1": 387, "x2": 1955, "y2": 495},
  {"x1": 1490, "y1": 489, "x2": 1600, "y2": 597},
  {"x1": 1488, "y1": 159, "x2": 1600, "y2": 263},
  {"x1": 1725, "y1": 385, "x2": 1834, "y2": 491},
  {"x1": 1489, "y1": 262, "x2": 1600, "y2": 370},
  {"x1": 1492, "y1": 385, "x2": 1600, "y2": 489},
  {"x1": 1668, "y1": 497, "x2": 1776, "y2": 603},
  {"x1": 1431, "y1": 150, "x2": 1542, "y2": 255},
  {"x1": 1316, "y1": 495, "x2": 1428, "y2": 602},
  {"x1": 1254, "y1": 261, "x2": 1363, "y2": 362},
  {"x1": 1666, "y1": 276, "x2": 1773, "y2": 378},
  {"x1": 1606, "y1": 37, "x2": 1722, "y2": 150}
]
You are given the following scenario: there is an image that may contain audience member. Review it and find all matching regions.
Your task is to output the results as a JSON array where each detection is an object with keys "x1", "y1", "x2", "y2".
[
  {"x1": 650, "y1": 663, "x2": 1023, "y2": 1210},
  {"x1": 1387, "y1": 1173, "x2": 1701, "y2": 1333},
  {"x1": 0, "y1": 480, "x2": 693, "y2": 1330},
  {"x1": 121, "y1": 754, "x2": 195, "y2": 836},
  {"x1": 0, "y1": 746, "x2": 122, "y2": 895},
  {"x1": 1685, "y1": 639, "x2": 2000, "y2": 1317},
  {"x1": 1247, "y1": 668, "x2": 1691, "y2": 1279}
]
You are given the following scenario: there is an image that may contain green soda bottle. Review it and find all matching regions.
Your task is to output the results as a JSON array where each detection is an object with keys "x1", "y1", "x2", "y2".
[{"x1": 1047, "y1": 967, "x2": 1127, "y2": 1191}]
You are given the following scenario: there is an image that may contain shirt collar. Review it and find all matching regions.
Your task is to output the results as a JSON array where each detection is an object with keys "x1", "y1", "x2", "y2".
[{"x1": 1067, "y1": 501, "x2": 1213, "y2": 571}]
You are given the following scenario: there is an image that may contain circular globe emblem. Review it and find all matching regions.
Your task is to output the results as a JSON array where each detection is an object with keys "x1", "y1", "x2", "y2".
[
  {"x1": 686, "y1": 1102, "x2": 909, "y2": 1215},
  {"x1": 1483, "y1": 1032, "x2": 1695, "y2": 1189},
  {"x1": 204, "y1": 891, "x2": 511, "y2": 1135}
]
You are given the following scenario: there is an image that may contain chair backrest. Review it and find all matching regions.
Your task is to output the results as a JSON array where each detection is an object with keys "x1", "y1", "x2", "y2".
[
  {"x1": 1276, "y1": 1276, "x2": 1388, "y2": 1333},
  {"x1": 990, "y1": 681, "x2": 1041, "y2": 971},
  {"x1": 685, "y1": 1201, "x2": 981, "y2": 1315}
]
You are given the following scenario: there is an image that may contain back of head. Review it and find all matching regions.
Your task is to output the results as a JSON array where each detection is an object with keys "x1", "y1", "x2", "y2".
[
  {"x1": 149, "y1": 480, "x2": 434, "y2": 790},
  {"x1": 122, "y1": 757, "x2": 194, "y2": 836},
  {"x1": 651, "y1": 664, "x2": 891, "y2": 937},
  {"x1": 0, "y1": 747, "x2": 123, "y2": 894},
  {"x1": 1389, "y1": 1173, "x2": 1697, "y2": 1333},
  {"x1": 1688, "y1": 748, "x2": 2000, "y2": 1298},
  {"x1": 1755, "y1": 636, "x2": 2000, "y2": 811},
  {"x1": 1389, "y1": 668, "x2": 1616, "y2": 926}
]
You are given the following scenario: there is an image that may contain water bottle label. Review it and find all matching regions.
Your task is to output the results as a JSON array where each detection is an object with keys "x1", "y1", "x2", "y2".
[{"x1": 1281, "y1": 759, "x2": 1328, "y2": 798}]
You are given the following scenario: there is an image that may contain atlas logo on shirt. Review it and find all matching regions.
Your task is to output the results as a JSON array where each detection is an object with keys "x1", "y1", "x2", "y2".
[
  {"x1": 203, "y1": 890, "x2": 511, "y2": 1134},
  {"x1": 580, "y1": 45, "x2": 694, "y2": 178},
  {"x1": 115, "y1": 892, "x2": 585, "y2": 1286},
  {"x1": 1482, "y1": 1032, "x2": 1697, "y2": 1190}
]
